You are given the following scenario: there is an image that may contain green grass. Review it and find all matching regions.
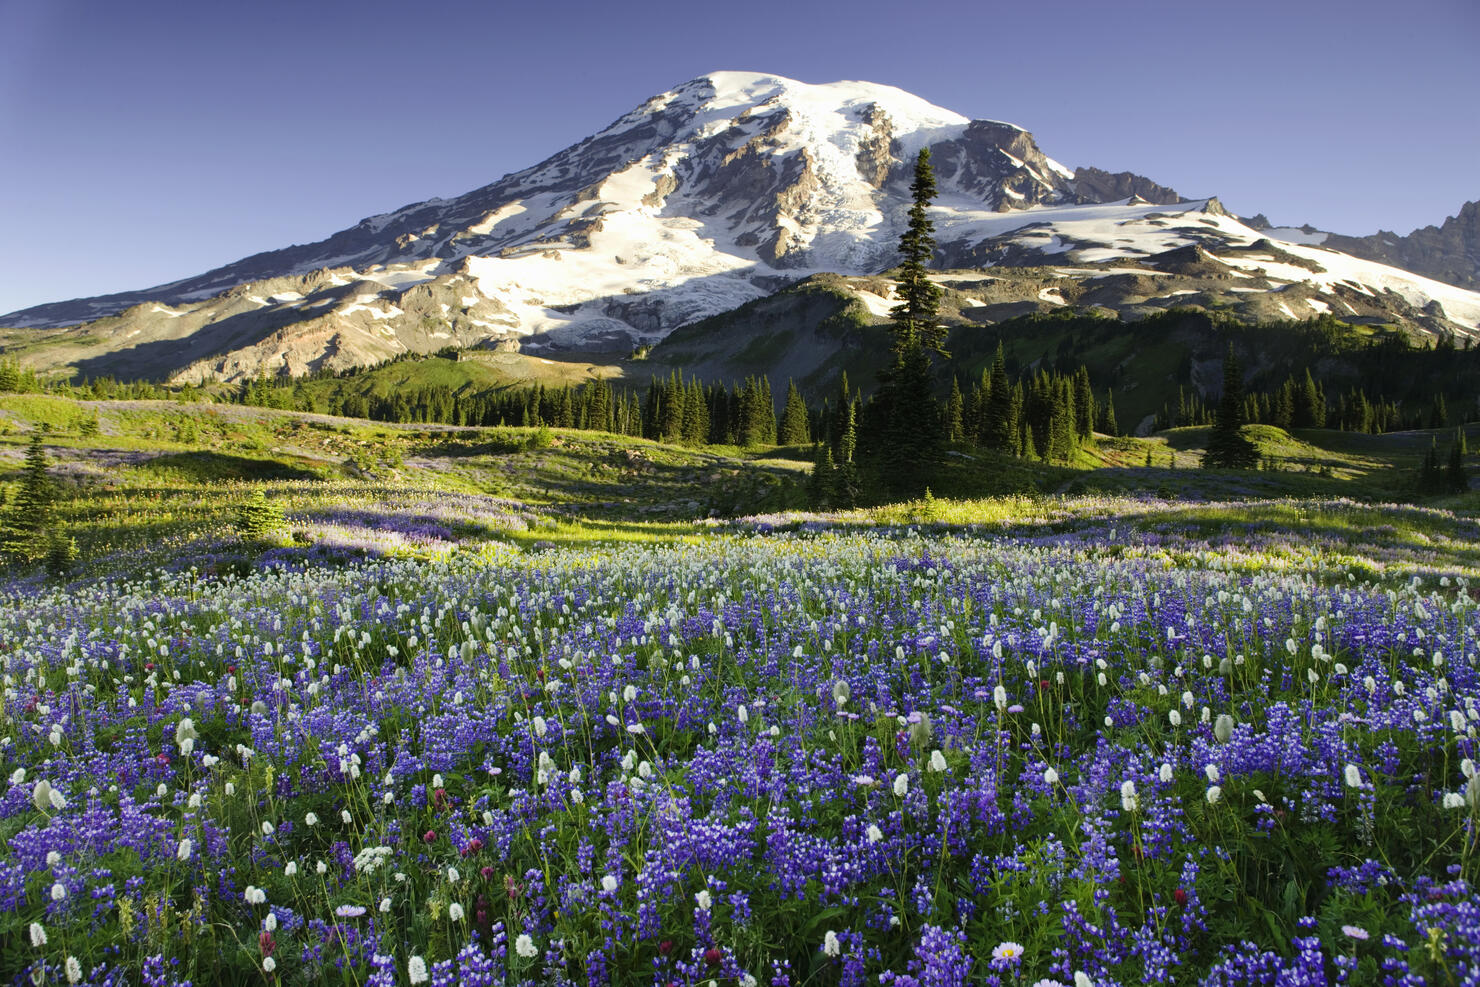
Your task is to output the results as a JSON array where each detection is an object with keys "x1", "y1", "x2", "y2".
[{"x1": 0, "y1": 392, "x2": 1472, "y2": 583}]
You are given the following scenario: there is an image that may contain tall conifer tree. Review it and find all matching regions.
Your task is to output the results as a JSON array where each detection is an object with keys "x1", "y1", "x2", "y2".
[
  {"x1": 1203, "y1": 346, "x2": 1260, "y2": 469},
  {"x1": 865, "y1": 149, "x2": 944, "y2": 498}
]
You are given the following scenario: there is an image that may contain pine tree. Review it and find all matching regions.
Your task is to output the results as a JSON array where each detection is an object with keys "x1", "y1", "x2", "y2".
[
  {"x1": 1448, "y1": 431, "x2": 1469, "y2": 494},
  {"x1": 1100, "y1": 388, "x2": 1119, "y2": 437},
  {"x1": 808, "y1": 445, "x2": 837, "y2": 508},
  {"x1": 1203, "y1": 346, "x2": 1259, "y2": 469},
  {"x1": 1073, "y1": 366, "x2": 1095, "y2": 441},
  {"x1": 830, "y1": 373, "x2": 852, "y2": 459},
  {"x1": 837, "y1": 401, "x2": 858, "y2": 465},
  {"x1": 1419, "y1": 438, "x2": 1443, "y2": 495},
  {"x1": 778, "y1": 381, "x2": 811, "y2": 446},
  {"x1": 967, "y1": 368, "x2": 991, "y2": 445},
  {"x1": 869, "y1": 342, "x2": 939, "y2": 498},
  {"x1": 983, "y1": 344, "x2": 1015, "y2": 452},
  {"x1": 759, "y1": 377, "x2": 776, "y2": 444},
  {"x1": 1431, "y1": 393, "x2": 1450, "y2": 429},
  {"x1": 1020, "y1": 419, "x2": 1038, "y2": 461},
  {"x1": 864, "y1": 148, "x2": 945, "y2": 498},
  {"x1": 1295, "y1": 370, "x2": 1325, "y2": 428},
  {"x1": 44, "y1": 532, "x2": 78, "y2": 580},
  {"x1": 890, "y1": 149, "x2": 945, "y2": 354},
  {"x1": 1048, "y1": 377, "x2": 1076, "y2": 462},
  {"x1": 2, "y1": 434, "x2": 56, "y2": 562},
  {"x1": 234, "y1": 490, "x2": 285, "y2": 543},
  {"x1": 1274, "y1": 379, "x2": 1295, "y2": 431},
  {"x1": 944, "y1": 377, "x2": 964, "y2": 444}
]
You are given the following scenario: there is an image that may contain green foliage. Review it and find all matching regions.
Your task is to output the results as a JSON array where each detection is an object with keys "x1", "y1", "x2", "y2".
[
  {"x1": 865, "y1": 149, "x2": 948, "y2": 500},
  {"x1": 1447, "y1": 430, "x2": 1470, "y2": 494},
  {"x1": 865, "y1": 339, "x2": 941, "y2": 499},
  {"x1": 1203, "y1": 347, "x2": 1260, "y2": 469},
  {"x1": 982, "y1": 344, "x2": 1016, "y2": 453},
  {"x1": 778, "y1": 380, "x2": 811, "y2": 446},
  {"x1": 233, "y1": 490, "x2": 286, "y2": 543},
  {"x1": 44, "y1": 532, "x2": 78, "y2": 579},
  {"x1": 1, "y1": 434, "x2": 56, "y2": 563},
  {"x1": 1100, "y1": 388, "x2": 1120, "y2": 437},
  {"x1": 889, "y1": 149, "x2": 945, "y2": 354}
]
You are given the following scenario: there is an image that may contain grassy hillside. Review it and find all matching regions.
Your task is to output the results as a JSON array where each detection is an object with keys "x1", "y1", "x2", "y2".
[
  {"x1": 0, "y1": 395, "x2": 815, "y2": 577},
  {"x1": 0, "y1": 394, "x2": 1472, "y2": 585}
]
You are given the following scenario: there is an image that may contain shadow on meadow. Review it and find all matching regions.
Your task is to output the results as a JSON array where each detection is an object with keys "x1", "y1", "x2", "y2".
[
  {"x1": 133, "y1": 451, "x2": 322, "y2": 482},
  {"x1": 411, "y1": 434, "x2": 803, "y2": 520}
]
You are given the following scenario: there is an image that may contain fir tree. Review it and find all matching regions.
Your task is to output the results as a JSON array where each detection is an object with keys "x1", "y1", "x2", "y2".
[
  {"x1": 1295, "y1": 370, "x2": 1325, "y2": 428},
  {"x1": 778, "y1": 381, "x2": 811, "y2": 446},
  {"x1": 864, "y1": 148, "x2": 944, "y2": 498},
  {"x1": 837, "y1": 401, "x2": 858, "y2": 465},
  {"x1": 234, "y1": 490, "x2": 285, "y2": 543},
  {"x1": 758, "y1": 377, "x2": 776, "y2": 444},
  {"x1": 1431, "y1": 393, "x2": 1450, "y2": 429},
  {"x1": 830, "y1": 373, "x2": 852, "y2": 459},
  {"x1": 1419, "y1": 438, "x2": 1444, "y2": 495},
  {"x1": 1073, "y1": 366, "x2": 1095, "y2": 441},
  {"x1": 1273, "y1": 379, "x2": 1295, "y2": 431},
  {"x1": 1448, "y1": 431, "x2": 1469, "y2": 494},
  {"x1": 982, "y1": 344, "x2": 1015, "y2": 453},
  {"x1": 808, "y1": 445, "x2": 837, "y2": 508},
  {"x1": 44, "y1": 533, "x2": 78, "y2": 580},
  {"x1": 2, "y1": 433, "x2": 56, "y2": 562},
  {"x1": 890, "y1": 149, "x2": 945, "y2": 353},
  {"x1": 944, "y1": 377, "x2": 964, "y2": 444},
  {"x1": 1101, "y1": 388, "x2": 1119, "y2": 437},
  {"x1": 1203, "y1": 347, "x2": 1259, "y2": 469}
]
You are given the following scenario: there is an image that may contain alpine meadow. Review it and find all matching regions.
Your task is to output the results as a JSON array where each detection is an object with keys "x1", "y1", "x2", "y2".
[{"x1": 3, "y1": 58, "x2": 1480, "y2": 987}]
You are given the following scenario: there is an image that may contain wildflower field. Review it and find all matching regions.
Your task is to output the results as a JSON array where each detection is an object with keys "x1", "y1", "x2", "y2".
[{"x1": 5, "y1": 495, "x2": 1480, "y2": 986}]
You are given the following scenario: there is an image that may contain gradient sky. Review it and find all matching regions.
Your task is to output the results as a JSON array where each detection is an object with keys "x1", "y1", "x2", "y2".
[{"x1": 2, "y1": 0, "x2": 1476, "y2": 315}]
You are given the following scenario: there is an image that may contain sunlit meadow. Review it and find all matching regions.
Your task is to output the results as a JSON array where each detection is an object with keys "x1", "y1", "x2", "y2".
[{"x1": 5, "y1": 494, "x2": 1480, "y2": 985}]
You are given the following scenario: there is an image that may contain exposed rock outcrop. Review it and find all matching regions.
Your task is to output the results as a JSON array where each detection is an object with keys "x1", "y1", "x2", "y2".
[
  {"x1": 1325, "y1": 200, "x2": 1480, "y2": 290},
  {"x1": 1072, "y1": 166, "x2": 1182, "y2": 205}
]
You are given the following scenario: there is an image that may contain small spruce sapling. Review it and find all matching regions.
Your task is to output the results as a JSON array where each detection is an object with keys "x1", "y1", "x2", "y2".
[{"x1": 234, "y1": 490, "x2": 286, "y2": 543}]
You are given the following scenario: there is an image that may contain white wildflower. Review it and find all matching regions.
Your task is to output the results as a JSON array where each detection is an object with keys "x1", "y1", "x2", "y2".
[
  {"x1": 1120, "y1": 779, "x2": 1138, "y2": 813},
  {"x1": 1214, "y1": 714, "x2": 1234, "y2": 743}
]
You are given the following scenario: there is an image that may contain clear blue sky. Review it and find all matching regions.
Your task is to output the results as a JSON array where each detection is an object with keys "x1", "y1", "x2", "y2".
[{"x1": 2, "y1": 0, "x2": 1476, "y2": 314}]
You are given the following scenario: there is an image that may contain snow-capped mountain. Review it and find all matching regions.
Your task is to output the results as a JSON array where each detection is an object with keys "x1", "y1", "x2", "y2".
[
  {"x1": 3, "y1": 71, "x2": 1478, "y2": 383},
  {"x1": 1248, "y1": 201, "x2": 1480, "y2": 292}
]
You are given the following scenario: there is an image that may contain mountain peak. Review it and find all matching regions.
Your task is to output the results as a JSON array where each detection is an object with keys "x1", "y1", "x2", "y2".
[
  {"x1": 5, "y1": 73, "x2": 1477, "y2": 381},
  {"x1": 687, "y1": 71, "x2": 974, "y2": 134}
]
